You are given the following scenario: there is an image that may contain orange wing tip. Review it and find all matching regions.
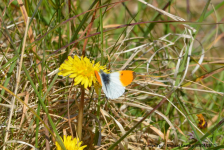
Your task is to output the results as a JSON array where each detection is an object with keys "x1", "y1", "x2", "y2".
[
  {"x1": 119, "y1": 70, "x2": 135, "y2": 86},
  {"x1": 94, "y1": 70, "x2": 102, "y2": 86}
]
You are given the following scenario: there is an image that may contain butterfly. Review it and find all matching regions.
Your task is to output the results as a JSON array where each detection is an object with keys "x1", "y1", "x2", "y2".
[{"x1": 95, "y1": 70, "x2": 135, "y2": 99}]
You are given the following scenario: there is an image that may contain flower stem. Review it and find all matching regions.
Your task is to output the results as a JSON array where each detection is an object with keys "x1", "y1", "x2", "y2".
[
  {"x1": 77, "y1": 85, "x2": 85, "y2": 139},
  {"x1": 68, "y1": 82, "x2": 74, "y2": 138}
]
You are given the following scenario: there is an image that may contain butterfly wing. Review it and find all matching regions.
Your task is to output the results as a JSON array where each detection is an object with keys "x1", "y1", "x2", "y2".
[
  {"x1": 95, "y1": 70, "x2": 134, "y2": 99},
  {"x1": 102, "y1": 72, "x2": 125, "y2": 99}
]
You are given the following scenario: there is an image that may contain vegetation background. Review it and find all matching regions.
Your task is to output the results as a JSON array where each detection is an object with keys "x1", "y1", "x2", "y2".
[{"x1": 1, "y1": 0, "x2": 224, "y2": 149}]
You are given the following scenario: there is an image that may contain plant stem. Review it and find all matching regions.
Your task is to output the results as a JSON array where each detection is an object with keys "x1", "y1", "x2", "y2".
[{"x1": 77, "y1": 86, "x2": 85, "y2": 139}]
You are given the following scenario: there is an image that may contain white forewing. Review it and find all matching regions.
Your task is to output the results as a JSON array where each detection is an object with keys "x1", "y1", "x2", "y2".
[
  {"x1": 100, "y1": 72, "x2": 125, "y2": 99},
  {"x1": 109, "y1": 72, "x2": 123, "y2": 86}
]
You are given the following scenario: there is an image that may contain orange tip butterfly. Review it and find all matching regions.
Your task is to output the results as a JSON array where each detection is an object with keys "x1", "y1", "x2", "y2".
[{"x1": 95, "y1": 70, "x2": 135, "y2": 99}]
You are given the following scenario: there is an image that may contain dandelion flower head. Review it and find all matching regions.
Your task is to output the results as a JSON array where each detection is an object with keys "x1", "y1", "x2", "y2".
[
  {"x1": 58, "y1": 55, "x2": 108, "y2": 88},
  {"x1": 55, "y1": 135, "x2": 87, "y2": 150}
]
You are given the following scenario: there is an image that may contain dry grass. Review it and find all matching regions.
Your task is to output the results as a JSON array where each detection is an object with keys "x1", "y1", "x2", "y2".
[{"x1": 1, "y1": 0, "x2": 224, "y2": 149}]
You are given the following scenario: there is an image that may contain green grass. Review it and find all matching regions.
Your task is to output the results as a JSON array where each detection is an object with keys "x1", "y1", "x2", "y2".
[{"x1": 1, "y1": 0, "x2": 224, "y2": 149}]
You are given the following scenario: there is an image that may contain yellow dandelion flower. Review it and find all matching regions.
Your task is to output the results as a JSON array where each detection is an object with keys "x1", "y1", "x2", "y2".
[
  {"x1": 55, "y1": 135, "x2": 87, "y2": 150},
  {"x1": 58, "y1": 55, "x2": 108, "y2": 89}
]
